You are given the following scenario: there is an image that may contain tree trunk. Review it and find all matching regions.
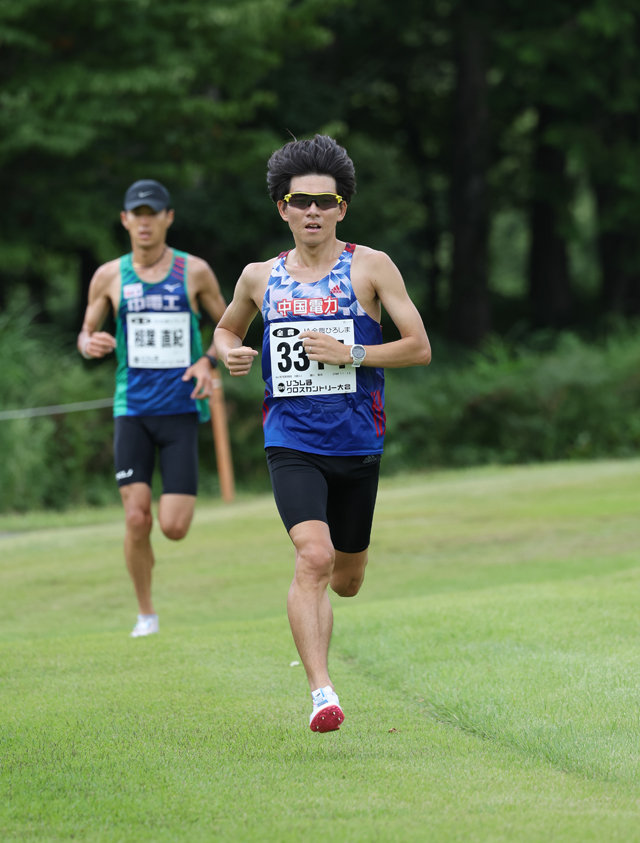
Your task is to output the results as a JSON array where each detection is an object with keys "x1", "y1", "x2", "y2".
[
  {"x1": 594, "y1": 183, "x2": 640, "y2": 317},
  {"x1": 447, "y1": 4, "x2": 491, "y2": 347},
  {"x1": 527, "y1": 104, "x2": 573, "y2": 328},
  {"x1": 404, "y1": 126, "x2": 444, "y2": 327}
]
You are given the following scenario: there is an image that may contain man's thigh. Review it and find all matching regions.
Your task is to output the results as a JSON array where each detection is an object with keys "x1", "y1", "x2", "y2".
[
  {"x1": 114, "y1": 414, "x2": 199, "y2": 494},
  {"x1": 266, "y1": 448, "x2": 381, "y2": 553},
  {"x1": 114, "y1": 416, "x2": 155, "y2": 487},
  {"x1": 266, "y1": 447, "x2": 329, "y2": 533},
  {"x1": 325, "y1": 454, "x2": 381, "y2": 553},
  {"x1": 152, "y1": 413, "x2": 199, "y2": 495}
]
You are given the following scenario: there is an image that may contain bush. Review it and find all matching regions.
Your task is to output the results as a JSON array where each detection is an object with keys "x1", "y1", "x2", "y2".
[
  {"x1": 383, "y1": 329, "x2": 640, "y2": 472},
  {"x1": 0, "y1": 303, "x2": 117, "y2": 512},
  {"x1": 2, "y1": 306, "x2": 640, "y2": 513}
]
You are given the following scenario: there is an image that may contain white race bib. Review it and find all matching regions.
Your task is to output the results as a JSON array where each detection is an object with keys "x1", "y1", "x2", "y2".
[
  {"x1": 270, "y1": 319, "x2": 356, "y2": 397},
  {"x1": 126, "y1": 312, "x2": 191, "y2": 369}
]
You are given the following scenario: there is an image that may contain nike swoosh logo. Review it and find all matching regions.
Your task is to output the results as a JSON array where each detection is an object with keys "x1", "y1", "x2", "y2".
[{"x1": 138, "y1": 191, "x2": 153, "y2": 198}]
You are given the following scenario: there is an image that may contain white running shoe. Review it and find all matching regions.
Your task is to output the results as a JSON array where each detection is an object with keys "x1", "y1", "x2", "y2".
[
  {"x1": 130, "y1": 614, "x2": 159, "y2": 638},
  {"x1": 309, "y1": 685, "x2": 344, "y2": 732}
]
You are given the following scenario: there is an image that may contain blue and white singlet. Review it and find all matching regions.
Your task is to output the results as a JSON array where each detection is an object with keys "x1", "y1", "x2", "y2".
[{"x1": 261, "y1": 243, "x2": 385, "y2": 456}]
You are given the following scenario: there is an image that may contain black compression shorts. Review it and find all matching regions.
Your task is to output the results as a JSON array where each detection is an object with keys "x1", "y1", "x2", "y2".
[
  {"x1": 265, "y1": 446, "x2": 381, "y2": 553},
  {"x1": 114, "y1": 413, "x2": 199, "y2": 495}
]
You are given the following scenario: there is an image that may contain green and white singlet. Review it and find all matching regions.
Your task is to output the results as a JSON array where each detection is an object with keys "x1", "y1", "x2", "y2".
[{"x1": 113, "y1": 249, "x2": 209, "y2": 422}]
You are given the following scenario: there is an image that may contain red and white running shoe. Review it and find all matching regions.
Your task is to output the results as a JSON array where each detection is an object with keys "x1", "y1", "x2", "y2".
[{"x1": 309, "y1": 685, "x2": 344, "y2": 732}]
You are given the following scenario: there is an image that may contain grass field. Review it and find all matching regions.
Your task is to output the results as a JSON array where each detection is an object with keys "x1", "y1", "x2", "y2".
[{"x1": 2, "y1": 459, "x2": 640, "y2": 842}]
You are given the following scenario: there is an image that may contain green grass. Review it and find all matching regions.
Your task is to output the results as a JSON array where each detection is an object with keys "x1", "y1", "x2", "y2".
[{"x1": 2, "y1": 459, "x2": 640, "y2": 841}]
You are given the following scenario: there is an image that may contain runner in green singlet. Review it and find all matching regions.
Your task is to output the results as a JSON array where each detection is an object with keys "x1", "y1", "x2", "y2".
[{"x1": 77, "y1": 180, "x2": 226, "y2": 637}]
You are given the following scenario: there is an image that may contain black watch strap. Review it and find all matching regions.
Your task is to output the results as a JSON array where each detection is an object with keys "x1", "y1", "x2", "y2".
[{"x1": 205, "y1": 353, "x2": 218, "y2": 369}]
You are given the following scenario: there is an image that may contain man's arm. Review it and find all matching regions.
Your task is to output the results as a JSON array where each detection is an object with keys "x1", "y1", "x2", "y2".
[
  {"x1": 183, "y1": 256, "x2": 228, "y2": 397},
  {"x1": 363, "y1": 249, "x2": 431, "y2": 368},
  {"x1": 213, "y1": 264, "x2": 263, "y2": 376},
  {"x1": 77, "y1": 263, "x2": 118, "y2": 359},
  {"x1": 190, "y1": 256, "x2": 227, "y2": 328},
  {"x1": 300, "y1": 248, "x2": 431, "y2": 369}
]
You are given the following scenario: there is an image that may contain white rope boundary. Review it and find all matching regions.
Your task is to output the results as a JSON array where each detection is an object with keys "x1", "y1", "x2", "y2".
[{"x1": 0, "y1": 398, "x2": 113, "y2": 421}]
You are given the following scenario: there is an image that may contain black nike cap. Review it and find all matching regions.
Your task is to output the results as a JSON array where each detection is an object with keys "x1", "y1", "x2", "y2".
[{"x1": 123, "y1": 179, "x2": 171, "y2": 212}]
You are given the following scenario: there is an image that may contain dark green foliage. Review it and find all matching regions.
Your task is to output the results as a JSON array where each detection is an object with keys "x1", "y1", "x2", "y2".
[
  {"x1": 383, "y1": 329, "x2": 640, "y2": 471},
  {"x1": 2, "y1": 310, "x2": 640, "y2": 512},
  {"x1": 3, "y1": 0, "x2": 640, "y2": 332},
  {"x1": 0, "y1": 301, "x2": 116, "y2": 511},
  {"x1": 3, "y1": 0, "x2": 640, "y2": 511},
  {"x1": 0, "y1": 0, "x2": 343, "y2": 317}
]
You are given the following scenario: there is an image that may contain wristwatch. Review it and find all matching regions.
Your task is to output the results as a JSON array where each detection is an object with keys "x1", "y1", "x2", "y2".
[
  {"x1": 205, "y1": 353, "x2": 218, "y2": 369},
  {"x1": 350, "y1": 344, "x2": 366, "y2": 368}
]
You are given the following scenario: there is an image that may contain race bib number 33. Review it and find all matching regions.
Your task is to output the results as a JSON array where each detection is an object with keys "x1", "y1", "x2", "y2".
[
  {"x1": 127, "y1": 312, "x2": 191, "y2": 369},
  {"x1": 270, "y1": 319, "x2": 356, "y2": 397}
]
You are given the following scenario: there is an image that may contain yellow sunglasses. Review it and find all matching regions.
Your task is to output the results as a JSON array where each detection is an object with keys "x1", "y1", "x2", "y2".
[{"x1": 283, "y1": 192, "x2": 343, "y2": 210}]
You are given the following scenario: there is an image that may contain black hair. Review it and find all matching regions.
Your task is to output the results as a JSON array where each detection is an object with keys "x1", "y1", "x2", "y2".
[{"x1": 266, "y1": 134, "x2": 357, "y2": 203}]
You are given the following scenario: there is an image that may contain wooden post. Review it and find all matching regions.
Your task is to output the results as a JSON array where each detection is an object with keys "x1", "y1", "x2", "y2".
[{"x1": 209, "y1": 367, "x2": 235, "y2": 502}]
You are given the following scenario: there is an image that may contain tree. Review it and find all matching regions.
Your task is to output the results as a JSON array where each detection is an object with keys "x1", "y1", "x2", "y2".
[
  {"x1": 0, "y1": 0, "x2": 341, "y2": 323},
  {"x1": 527, "y1": 103, "x2": 573, "y2": 328},
  {"x1": 493, "y1": 0, "x2": 640, "y2": 328},
  {"x1": 4, "y1": 0, "x2": 640, "y2": 346},
  {"x1": 260, "y1": 0, "x2": 455, "y2": 330},
  {"x1": 448, "y1": 2, "x2": 491, "y2": 345}
]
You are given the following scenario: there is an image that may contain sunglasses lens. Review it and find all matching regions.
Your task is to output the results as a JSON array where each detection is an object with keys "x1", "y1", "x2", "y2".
[
  {"x1": 287, "y1": 195, "x2": 310, "y2": 209},
  {"x1": 316, "y1": 196, "x2": 339, "y2": 209},
  {"x1": 286, "y1": 193, "x2": 340, "y2": 209}
]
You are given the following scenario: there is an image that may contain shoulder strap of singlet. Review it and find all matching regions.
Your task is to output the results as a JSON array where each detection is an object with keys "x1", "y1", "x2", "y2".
[{"x1": 118, "y1": 254, "x2": 137, "y2": 307}]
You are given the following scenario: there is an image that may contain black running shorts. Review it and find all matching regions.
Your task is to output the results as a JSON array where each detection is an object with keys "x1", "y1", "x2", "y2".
[
  {"x1": 113, "y1": 413, "x2": 199, "y2": 495},
  {"x1": 265, "y1": 446, "x2": 381, "y2": 553}
]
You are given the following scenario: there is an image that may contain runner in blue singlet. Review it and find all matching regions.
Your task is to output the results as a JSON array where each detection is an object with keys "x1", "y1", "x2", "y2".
[
  {"x1": 215, "y1": 135, "x2": 431, "y2": 732},
  {"x1": 77, "y1": 179, "x2": 226, "y2": 638},
  {"x1": 261, "y1": 241, "x2": 385, "y2": 455}
]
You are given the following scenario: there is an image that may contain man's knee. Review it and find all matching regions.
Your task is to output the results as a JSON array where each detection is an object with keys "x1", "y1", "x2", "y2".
[
  {"x1": 157, "y1": 494, "x2": 195, "y2": 541},
  {"x1": 330, "y1": 549, "x2": 368, "y2": 597},
  {"x1": 331, "y1": 571, "x2": 365, "y2": 598},
  {"x1": 125, "y1": 507, "x2": 153, "y2": 540},
  {"x1": 295, "y1": 542, "x2": 335, "y2": 581},
  {"x1": 158, "y1": 517, "x2": 190, "y2": 541}
]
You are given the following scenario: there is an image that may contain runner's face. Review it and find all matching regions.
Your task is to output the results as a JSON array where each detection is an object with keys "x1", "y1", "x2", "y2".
[
  {"x1": 120, "y1": 206, "x2": 174, "y2": 248},
  {"x1": 278, "y1": 175, "x2": 346, "y2": 241}
]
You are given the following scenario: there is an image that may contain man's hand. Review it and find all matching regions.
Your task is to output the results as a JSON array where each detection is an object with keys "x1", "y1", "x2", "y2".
[
  {"x1": 81, "y1": 331, "x2": 116, "y2": 359},
  {"x1": 225, "y1": 346, "x2": 259, "y2": 376},
  {"x1": 299, "y1": 331, "x2": 350, "y2": 366},
  {"x1": 183, "y1": 357, "x2": 215, "y2": 399}
]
